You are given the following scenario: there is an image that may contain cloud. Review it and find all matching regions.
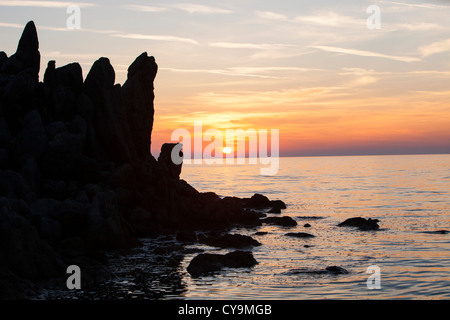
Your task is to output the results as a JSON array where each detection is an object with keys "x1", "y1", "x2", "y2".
[
  {"x1": 419, "y1": 38, "x2": 450, "y2": 57},
  {"x1": 378, "y1": 1, "x2": 450, "y2": 10},
  {"x1": 0, "y1": 1, "x2": 96, "y2": 8},
  {"x1": 294, "y1": 11, "x2": 364, "y2": 27},
  {"x1": 394, "y1": 22, "x2": 443, "y2": 31},
  {"x1": 123, "y1": 4, "x2": 167, "y2": 13},
  {"x1": 166, "y1": 3, "x2": 232, "y2": 14},
  {"x1": 255, "y1": 11, "x2": 288, "y2": 21},
  {"x1": 161, "y1": 66, "x2": 320, "y2": 79},
  {"x1": 209, "y1": 42, "x2": 296, "y2": 50},
  {"x1": 111, "y1": 32, "x2": 199, "y2": 45},
  {"x1": 312, "y1": 45, "x2": 420, "y2": 62}
]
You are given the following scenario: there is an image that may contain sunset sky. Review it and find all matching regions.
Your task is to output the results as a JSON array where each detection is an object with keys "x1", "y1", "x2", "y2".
[{"x1": 1, "y1": 0, "x2": 450, "y2": 157}]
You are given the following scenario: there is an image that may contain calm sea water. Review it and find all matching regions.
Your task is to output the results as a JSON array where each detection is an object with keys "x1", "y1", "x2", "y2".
[{"x1": 177, "y1": 154, "x2": 450, "y2": 300}]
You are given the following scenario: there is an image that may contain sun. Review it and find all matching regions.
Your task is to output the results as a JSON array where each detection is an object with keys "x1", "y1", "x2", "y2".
[{"x1": 222, "y1": 147, "x2": 232, "y2": 154}]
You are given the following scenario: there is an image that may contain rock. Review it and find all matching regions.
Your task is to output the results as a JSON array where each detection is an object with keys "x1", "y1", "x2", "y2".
[
  {"x1": 338, "y1": 217, "x2": 380, "y2": 231},
  {"x1": 15, "y1": 109, "x2": 48, "y2": 161},
  {"x1": 261, "y1": 216, "x2": 297, "y2": 227},
  {"x1": 1, "y1": 21, "x2": 40, "y2": 79},
  {"x1": 246, "y1": 193, "x2": 270, "y2": 208},
  {"x1": 85, "y1": 191, "x2": 137, "y2": 249},
  {"x1": 43, "y1": 60, "x2": 56, "y2": 88},
  {"x1": 254, "y1": 231, "x2": 268, "y2": 236},
  {"x1": 267, "y1": 206, "x2": 281, "y2": 214},
  {"x1": 296, "y1": 216, "x2": 325, "y2": 220},
  {"x1": 0, "y1": 51, "x2": 7, "y2": 69},
  {"x1": 122, "y1": 52, "x2": 157, "y2": 160},
  {"x1": 304, "y1": 223, "x2": 311, "y2": 228},
  {"x1": 270, "y1": 200, "x2": 287, "y2": 210},
  {"x1": 422, "y1": 230, "x2": 449, "y2": 234},
  {"x1": 285, "y1": 232, "x2": 315, "y2": 238},
  {"x1": 84, "y1": 57, "x2": 134, "y2": 165},
  {"x1": 158, "y1": 143, "x2": 182, "y2": 179},
  {"x1": 285, "y1": 266, "x2": 348, "y2": 276},
  {"x1": 176, "y1": 230, "x2": 197, "y2": 243},
  {"x1": 325, "y1": 266, "x2": 349, "y2": 274},
  {"x1": 187, "y1": 251, "x2": 258, "y2": 278},
  {"x1": 0, "y1": 170, "x2": 32, "y2": 203},
  {"x1": 0, "y1": 198, "x2": 63, "y2": 283},
  {"x1": 198, "y1": 233, "x2": 261, "y2": 248}
]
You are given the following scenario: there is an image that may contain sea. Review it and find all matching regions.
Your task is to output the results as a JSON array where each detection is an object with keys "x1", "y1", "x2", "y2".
[
  {"x1": 176, "y1": 154, "x2": 450, "y2": 300},
  {"x1": 48, "y1": 154, "x2": 450, "y2": 300}
]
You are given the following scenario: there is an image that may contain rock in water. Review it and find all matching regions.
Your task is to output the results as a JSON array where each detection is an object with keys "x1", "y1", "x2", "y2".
[
  {"x1": 261, "y1": 216, "x2": 297, "y2": 227},
  {"x1": 198, "y1": 233, "x2": 261, "y2": 248},
  {"x1": 325, "y1": 266, "x2": 349, "y2": 274},
  {"x1": 187, "y1": 251, "x2": 258, "y2": 277},
  {"x1": 338, "y1": 217, "x2": 380, "y2": 231},
  {"x1": 285, "y1": 232, "x2": 315, "y2": 238}
]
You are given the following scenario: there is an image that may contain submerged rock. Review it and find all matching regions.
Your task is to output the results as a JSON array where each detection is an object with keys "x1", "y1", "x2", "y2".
[
  {"x1": 422, "y1": 230, "x2": 449, "y2": 234},
  {"x1": 325, "y1": 266, "x2": 349, "y2": 274},
  {"x1": 285, "y1": 232, "x2": 315, "y2": 238},
  {"x1": 338, "y1": 217, "x2": 380, "y2": 231},
  {"x1": 261, "y1": 216, "x2": 297, "y2": 227},
  {"x1": 187, "y1": 251, "x2": 258, "y2": 278},
  {"x1": 284, "y1": 266, "x2": 348, "y2": 276}
]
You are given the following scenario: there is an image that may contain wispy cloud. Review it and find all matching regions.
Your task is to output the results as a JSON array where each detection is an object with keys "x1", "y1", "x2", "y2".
[
  {"x1": 166, "y1": 3, "x2": 232, "y2": 14},
  {"x1": 0, "y1": 1, "x2": 96, "y2": 8},
  {"x1": 161, "y1": 66, "x2": 320, "y2": 79},
  {"x1": 123, "y1": 4, "x2": 167, "y2": 13},
  {"x1": 312, "y1": 45, "x2": 420, "y2": 62},
  {"x1": 294, "y1": 11, "x2": 364, "y2": 27},
  {"x1": 0, "y1": 21, "x2": 67, "y2": 31},
  {"x1": 255, "y1": 11, "x2": 288, "y2": 21},
  {"x1": 419, "y1": 38, "x2": 450, "y2": 57},
  {"x1": 378, "y1": 1, "x2": 450, "y2": 10},
  {"x1": 111, "y1": 32, "x2": 199, "y2": 45},
  {"x1": 394, "y1": 22, "x2": 444, "y2": 31},
  {"x1": 209, "y1": 42, "x2": 296, "y2": 50}
]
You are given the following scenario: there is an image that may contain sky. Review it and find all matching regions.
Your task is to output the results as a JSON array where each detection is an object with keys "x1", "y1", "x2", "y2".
[{"x1": 1, "y1": 0, "x2": 450, "y2": 158}]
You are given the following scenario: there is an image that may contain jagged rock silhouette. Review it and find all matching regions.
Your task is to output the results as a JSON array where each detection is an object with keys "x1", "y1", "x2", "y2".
[{"x1": 0, "y1": 21, "x2": 284, "y2": 299}]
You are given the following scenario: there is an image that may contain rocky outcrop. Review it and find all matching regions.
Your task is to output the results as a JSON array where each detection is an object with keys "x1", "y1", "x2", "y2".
[{"x1": 0, "y1": 21, "x2": 285, "y2": 299}]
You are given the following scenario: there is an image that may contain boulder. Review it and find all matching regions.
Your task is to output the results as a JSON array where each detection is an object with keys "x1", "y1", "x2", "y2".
[
  {"x1": 267, "y1": 206, "x2": 281, "y2": 213},
  {"x1": 338, "y1": 217, "x2": 380, "y2": 231},
  {"x1": 157, "y1": 143, "x2": 182, "y2": 179},
  {"x1": 261, "y1": 216, "x2": 297, "y2": 227},
  {"x1": 198, "y1": 233, "x2": 261, "y2": 248},
  {"x1": 187, "y1": 251, "x2": 258, "y2": 277}
]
